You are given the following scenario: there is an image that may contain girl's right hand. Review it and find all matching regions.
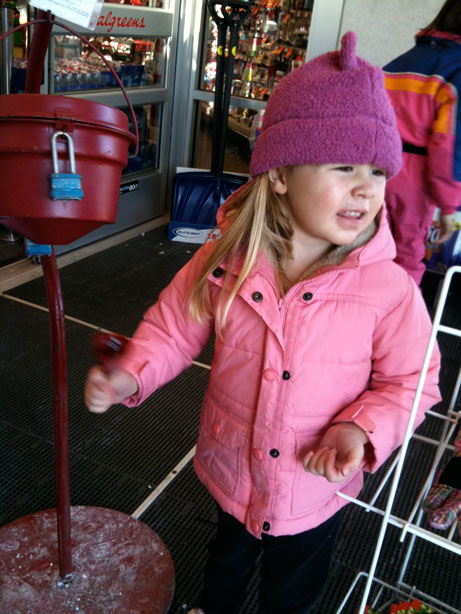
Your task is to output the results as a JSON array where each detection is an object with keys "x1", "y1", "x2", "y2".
[{"x1": 85, "y1": 366, "x2": 138, "y2": 413}]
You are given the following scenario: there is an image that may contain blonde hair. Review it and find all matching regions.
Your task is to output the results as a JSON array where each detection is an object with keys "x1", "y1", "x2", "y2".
[{"x1": 189, "y1": 172, "x2": 293, "y2": 332}]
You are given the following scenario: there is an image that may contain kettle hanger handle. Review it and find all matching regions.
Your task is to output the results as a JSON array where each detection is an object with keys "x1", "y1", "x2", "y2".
[{"x1": 208, "y1": 1, "x2": 252, "y2": 29}]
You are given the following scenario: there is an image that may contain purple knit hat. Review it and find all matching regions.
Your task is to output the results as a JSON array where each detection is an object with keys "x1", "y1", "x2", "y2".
[{"x1": 250, "y1": 31, "x2": 402, "y2": 179}]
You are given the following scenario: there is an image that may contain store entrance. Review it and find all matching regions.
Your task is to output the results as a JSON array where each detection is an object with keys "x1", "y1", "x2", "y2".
[{"x1": 169, "y1": 0, "x2": 345, "y2": 186}]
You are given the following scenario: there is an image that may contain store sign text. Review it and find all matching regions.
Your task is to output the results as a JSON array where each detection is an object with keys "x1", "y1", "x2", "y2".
[
  {"x1": 120, "y1": 181, "x2": 139, "y2": 195},
  {"x1": 97, "y1": 12, "x2": 146, "y2": 33}
]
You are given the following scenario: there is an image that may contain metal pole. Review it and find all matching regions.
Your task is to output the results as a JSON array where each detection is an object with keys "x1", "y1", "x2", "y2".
[
  {"x1": 41, "y1": 251, "x2": 73, "y2": 582},
  {"x1": 0, "y1": 4, "x2": 14, "y2": 94},
  {"x1": 23, "y1": 10, "x2": 73, "y2": 582}
]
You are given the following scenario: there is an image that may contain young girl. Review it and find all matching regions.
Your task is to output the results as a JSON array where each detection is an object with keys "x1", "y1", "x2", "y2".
[{"x1": 85, "y1": 32, "x2": 441, "y2": 614}]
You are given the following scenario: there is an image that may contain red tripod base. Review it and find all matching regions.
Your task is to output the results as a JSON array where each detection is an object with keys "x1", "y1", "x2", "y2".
[{"x1": 0, "y1": 506, "x2": 175, "y2": 613}]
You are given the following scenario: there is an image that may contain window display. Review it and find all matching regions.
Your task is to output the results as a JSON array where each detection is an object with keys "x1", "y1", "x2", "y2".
[
  {"x1": 201, "y1": 0, "x2": 314, "y2": 100},
  {"x1": 196, "y1": 0, "x2": 314, "y2": 174},
  {"x1": 11, "y1": 32, "x2": 166, "y2": 94},
  {"x1": 103, "y1": 1, "x2": 164, "y2": 7},
  {"x1": 53, "y1": 34, "x2": 166, "y2": 92}
]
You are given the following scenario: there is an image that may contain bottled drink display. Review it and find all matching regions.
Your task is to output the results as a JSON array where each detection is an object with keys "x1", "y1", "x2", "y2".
[
  {"x1": 8, "y1": 1, "x2": 165, "y2": 94},
  {"x1": 52, "y1": 35, "x2": 165, "y2": 93}
]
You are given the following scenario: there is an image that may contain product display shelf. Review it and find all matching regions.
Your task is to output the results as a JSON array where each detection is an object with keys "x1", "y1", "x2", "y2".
[
  {"x1": 335, "y1": 265, "x2": 461, "y2": 614},
  {"x1": 201, "y1": 0, "x2": 314, "y2": 139}
]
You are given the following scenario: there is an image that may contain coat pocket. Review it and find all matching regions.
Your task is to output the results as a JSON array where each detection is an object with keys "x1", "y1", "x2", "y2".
[
  {"x1": 291, "y1": 432, "x2": 340, "y2": 516},
  {"x1": 196, "y1": 400, "x2": 248, "y2": 500}
]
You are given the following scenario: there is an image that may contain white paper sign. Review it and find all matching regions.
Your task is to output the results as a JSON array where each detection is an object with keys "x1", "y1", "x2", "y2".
[{"x1": 29, "y1": 0, "x2": 104, "y2": 30}]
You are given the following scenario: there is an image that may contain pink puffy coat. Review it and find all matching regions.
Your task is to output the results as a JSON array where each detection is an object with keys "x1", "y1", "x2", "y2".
[{"x1": 117, "y1": 204, "x2": 441, "y2": 538}]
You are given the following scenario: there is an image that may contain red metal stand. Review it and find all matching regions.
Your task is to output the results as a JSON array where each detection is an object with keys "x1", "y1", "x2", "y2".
[
  {"x1": 0, "y1": 253, "x2": 176, "y2": 609},
  {"x1": 0, "y1": 507, "x2": 175, "y2": 613},
  {"x1": 0, "y1": 10, "x2": 175, "y2": 612}
]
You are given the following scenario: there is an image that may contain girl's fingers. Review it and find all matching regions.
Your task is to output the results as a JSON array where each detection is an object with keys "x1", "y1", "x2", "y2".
[
  {"x1": 304, "y1": 448, "x2": 359, "y2": 483},
  {"x1": 303, "y1": 447, "x2": 333, "y2": 475},
  {"x1": 85, "y1": 366, "x2": 137, "y2": 413},
  {"x1": 316, "y1": 449, "x2": 336, "y2": 476},
  {"x1": 303, "y1": 446, "x2": 327, "y2": 473},
  {"x1": 340, "y1": 447, "x2": 364, "y2": 477},
  {"x1": 324, "y1": 450, "x2": 344, "y2": 482},
  {"x1": 85, "y1": 367, "x2": 115, "y2": 413}
]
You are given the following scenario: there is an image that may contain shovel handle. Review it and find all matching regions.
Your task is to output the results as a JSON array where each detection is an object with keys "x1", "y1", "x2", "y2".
[
  {"x1": 208, "y1": 2, "x2": 228, "y2": 176},
  {"x1": 208, "y1": 0, "x2": 252, "y2": 24},
  {"x1": 208, "y1": 1, "x2": 251, "y2": 177}
]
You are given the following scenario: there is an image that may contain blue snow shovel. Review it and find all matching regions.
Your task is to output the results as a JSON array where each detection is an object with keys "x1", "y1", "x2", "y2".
[{"x1": 169, "y1": 1, "x2": 251, "y2": 243}]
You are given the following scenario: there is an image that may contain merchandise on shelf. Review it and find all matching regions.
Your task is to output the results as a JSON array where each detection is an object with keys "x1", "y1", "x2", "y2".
[
  {"x1": 422, "y1": 426, "x2": 461, "y2": 534},
  {"x1": 52, "y1": 34, "x2": 165, "y2": 93},
  {"x1": 201, "y1": 0, "x2": 314, "y2": 139},
  {"x1": 365, "y1": 599, "x2": 441, "y2": 613},
  {"x1": 103, "y1": 0, "x2": 163, "y2": 6}
]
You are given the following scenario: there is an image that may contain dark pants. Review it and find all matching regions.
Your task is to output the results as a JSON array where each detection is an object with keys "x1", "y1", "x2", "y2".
[{"x1": 198, "y1": 506, "x2": 342, "y2": 614}]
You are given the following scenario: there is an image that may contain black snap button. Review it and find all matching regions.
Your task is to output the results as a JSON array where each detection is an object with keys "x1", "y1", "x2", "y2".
[
  {"x1": 282, "y1": 371, "x2": 291, "y2": 380},
  {"x1": 262, "y1": 522, "x2": 271, "y2": 532},
  {"x1": 252, "y1": 291, "x2": 263, "y2": 302},
  {"x1": 212, "y1": 267, "x2": 224, "y2": 278},
  {"x1": 302, "y1": 292, "x2": 313, "y2": 301},
  {"x1": 270, "y1": 449, "x2": 280, "y2": 458}
]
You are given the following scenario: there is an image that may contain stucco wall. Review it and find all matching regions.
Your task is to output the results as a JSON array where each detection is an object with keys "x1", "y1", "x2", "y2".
[{"x1": 339, "y1": 0, "x2": 445, "y2": 66}]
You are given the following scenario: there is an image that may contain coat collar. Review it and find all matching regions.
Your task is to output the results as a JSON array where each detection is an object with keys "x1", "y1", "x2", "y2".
[
  {"x1": 212, "y1": 190, "x2": 396, "y2": 283},
  {"x1": 416, "y1": 29, "x2": 461, "y2": 45}
]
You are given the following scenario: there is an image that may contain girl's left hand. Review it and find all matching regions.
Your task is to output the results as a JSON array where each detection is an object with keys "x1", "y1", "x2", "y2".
[{"x1": 303, "y1": 423, "x2": 369, "y2": 483}]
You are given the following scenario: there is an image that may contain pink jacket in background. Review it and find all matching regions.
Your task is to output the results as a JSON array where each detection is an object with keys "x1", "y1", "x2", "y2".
[
  {"x1": 384, "y1": 30, "x2": 461, "y2": 282},
  {"x1": 117, "y1": 203, "x2": 441, "y2": 538}
]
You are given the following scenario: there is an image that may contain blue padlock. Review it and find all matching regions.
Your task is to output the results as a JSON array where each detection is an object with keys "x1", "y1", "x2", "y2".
[{"x1": 49, "y1": 131, "x2": 84, "y2": 201}]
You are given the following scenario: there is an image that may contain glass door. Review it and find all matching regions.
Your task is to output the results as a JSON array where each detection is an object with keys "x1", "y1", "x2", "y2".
[
  {"x1": 169, "y1": 0, "x2": 344, "y2": 179},
  {"x1": 197, "y1": 0, "x2": 314, "y2": 173}
]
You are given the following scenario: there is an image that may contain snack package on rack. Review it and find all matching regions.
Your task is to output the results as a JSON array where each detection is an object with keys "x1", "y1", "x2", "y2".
[
  {"x1": 390, "y1": 599, "x2": 439, "y2": 613},
  {"x1": 422, "y1": 426, "x2": 461, "y2": 535},
  {"x1": 363, "y1": 599, "x2": 440, "y2": 613}
]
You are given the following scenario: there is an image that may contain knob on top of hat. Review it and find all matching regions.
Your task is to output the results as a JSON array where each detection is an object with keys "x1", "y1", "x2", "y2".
[{"x1": 339, "y1": 31, "x2": 358, "y2": 70}]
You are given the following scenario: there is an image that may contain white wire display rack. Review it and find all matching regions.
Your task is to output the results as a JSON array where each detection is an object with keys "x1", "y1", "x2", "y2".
[{"x1": 335, "y1": 265, "x2": 461, "y2": 614}]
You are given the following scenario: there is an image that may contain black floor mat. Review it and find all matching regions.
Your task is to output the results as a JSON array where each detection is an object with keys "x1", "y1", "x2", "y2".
[
  {"x1": 0, "y1": 297, "x2": 209, "y2": 527},
  {"x1": 1, "y1": 226, "x2": 460, "y2": 614}
]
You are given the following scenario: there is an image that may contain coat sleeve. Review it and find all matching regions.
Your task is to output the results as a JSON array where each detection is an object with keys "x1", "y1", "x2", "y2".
[
  {"x1": 332, "y1": 278, "x2": 441, "y2": 472},
  {"x1": 426, "y1": 79, "x2": 461, "y2": 215},
  {"x1": 115, "y1": 245, "x2": 214, "y2": 407}
]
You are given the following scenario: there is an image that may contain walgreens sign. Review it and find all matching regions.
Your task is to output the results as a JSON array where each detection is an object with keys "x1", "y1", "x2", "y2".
[
  {"x1": 97, "y1": 11, "x2": 146, "y2": 33},
  {"x1": 85, "y1": 7, "x2": 172, "y2": 37}
]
